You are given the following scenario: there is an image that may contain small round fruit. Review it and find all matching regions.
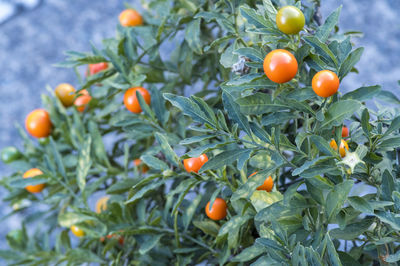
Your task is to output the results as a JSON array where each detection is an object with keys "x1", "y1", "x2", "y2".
[
  {"x1": 123, "y1": 87, "x2": 151, "y2": 113},
  {"x1": 23, "y1": 168, "x2": 45, "y2": 193},
  {"x1": 134, "y1": 159, "x2": 149, "y2": 173},
  {"x1": 205, "y1": 198, "x2": 227, "y2": 220},
  {"x1": 342, "y1": 126, "x2": 349, "y2": 138},
  {"x1": 276, "y1": 6, "x2": 305, "y2": 34},
  {"x1": 25, "y1": 109, "x2": 52, "y2": 138},
  {"x1": 312, "y1": 70, "x2": 340, "y2": 98},
  {"x1": 119, "y1": 9, "x2": 143, "y2": 27},
  {"x1": 55, "y1": 83, "x2": 76, "y2": 107},
  {"x1": 96, "y1": 196, "x2": 109, "y2": 214},
  {"x1": 199, "y1": 154, "x2": 208, "y2": 165},
  {"x1": 1, "y1": 146, "x2": 22, "y2": 164},
  {"x1": 249, "y1": 172, "x2": 274, "y2": 192},
  {"x1": 88, "y1": 62, "x2": 109, "y2": 76},
  {"x1": 263, "y1": 49, "x2": 298, "y2": 83},
  {"x1": 330, "y1": 139, "x2": 349, "y2": 158},
  {"x1": 70, "y1": 225, "x2": 85, "y2": 237},
  {"x1": 183, "y1": 157, "x2": 202, "y2": 173},
  {"x1": 74, "y1": 90, "x2": 92, "y2": 112}
]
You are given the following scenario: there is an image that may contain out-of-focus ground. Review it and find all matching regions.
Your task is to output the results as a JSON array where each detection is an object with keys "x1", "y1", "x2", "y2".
[{"x1": 0, "y1": 0, "x2": 399, "y2": 249}]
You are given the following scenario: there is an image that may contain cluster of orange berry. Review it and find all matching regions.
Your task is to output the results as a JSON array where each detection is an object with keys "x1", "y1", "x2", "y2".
[{"x1": 21, "y1": 8, "x2": 150, "y2": 239}]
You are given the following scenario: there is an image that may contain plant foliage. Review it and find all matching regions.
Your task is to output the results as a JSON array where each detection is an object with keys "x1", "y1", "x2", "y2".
[{"x1": 2, "y1": 0, "x2": 400, "y2": 265}]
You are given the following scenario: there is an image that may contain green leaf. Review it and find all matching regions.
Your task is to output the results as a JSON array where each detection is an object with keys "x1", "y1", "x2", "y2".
[
  {"x1": 384, "y1": 115, "x2": 400, "y2": 137},
  {"x1": 236, "y1": 93, "x2": 289, "y2": 115},
  {"x1": 329, "y1": 218, "x2": 374, "y2": 240},
  {"x1": 374, "y1": 211, "x2": 400, "y2": 231},
  {"x1": 255, "y1": 238, "x2": 287, "y2": 252},
  {"x1": 292, "y1": 243, "x2": 323, "y2": 266},
  {"x1": 140, "y1": 155, "x2": 169, "y2": 170},
  {"x1": 126, "y1": 180, "x2": 164, "y2": 204},
  {"x1": 339, "y1": 47, "x2": 363, "y2": 79},
  {"x1": 180, "y1": 135, "x2": 215, "y2": 145},
  {"x1": 347, "y1": 196, "x2": 374, "y2": 214},
  {"x1": 381, "y1": 170, "x2": 396, "y2": 201},
  {"x1": 342, "y1": 85, "x2": 381, "y2": 101},
  {"x1": 76, "y1": 136, "x2": 92, "y2": 192},
  {"x1": 66, "y1": 248, "x2": 105, "y2": 264},
  {"x1": 58, "y1": 212, "x2": 97, "y2": 228},
  {"x1": 185, "y1": 19, "x2": 203, "y2": 54},
  {"x1": 139, "y1": 234, "x2": 163, "y2": 255},
  {"x1": 49, "y1": 137, "x2": 66, "y2": 179},
  {"x1": 88, "y1": 120, "x2": 110, "y2": 167},
  {"x1": 310, "y1": 135, "x2": 336, "y2": 156},
  {"x1": 250, "y1": 191, "x2": 283, "y2": 212},
  {"x1": 385, "y1": 249, "x2": 400, "y2": 263},
  {"x1": 232, "y1": 243, "x2": 266, "y2": 262},
  {"x1": 325, "y1": 180, "x2": 354, "y2": 222},
  {"x1": 315, "y1": 6, "x2": 342, "y2": 42},
  {"x1": 240, "y1": 5, "x2": 270, "y2": 29},
  {"x1": 193, "y1": 220, "x2": 220, "y2": 237},
  {"x1": 321, "y1": 100, "x2": 362, "y2": 129},
  {"x1": 324, "y1": 234, "x2": 343, "y2": 266},
  {"x1": 154, "y1": 133, "x2": 179, "y2": 166},
  {"x1": 200, "y1": 149, "x2": 252, "y2": 172},
  {"x1": 163, "y1": 93, "x2": 217, "y2": 127},
  {"x1": 222, "y1": 91, "x2": 253, "y2": 137},
  {"x1": 304, "y1": 36, "x2": 338, "y2": 67}
]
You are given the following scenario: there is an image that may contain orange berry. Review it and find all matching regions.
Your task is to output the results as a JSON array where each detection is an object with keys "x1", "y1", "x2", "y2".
[
  {"x1": 123, "y1": 87, "x2": 151, "y2": 113},
  {"x1": 55, "y1": 83, "x2": 76, "y2": 107},
  {"x1": 249, "y1": 172, "x2": 274, "y2": 192},
  {"x1": 342, "y1": 126, "x2": 349, "y2": 138},
  {"x1": 198, "y1": 154, "x2": 208, "y2": 165},
  {"x1": 95, "y1": 196, "x2": 109, "y2": 214},
  {"x1": 312, "y1": 70, "x2": 340, "y2": 97},
  {"x1": 23, "y1": 168, "x2": 45, "y2": 193},
  {"x1": 70, "y1": 225, "x2": 85, "y2": 237},
  {"x1": 205, "y1": 198, "x2": 227, "y2": 220},
  {"x1": 25, "y1": 109, "x2": 52, "y2": 138},
  {"x1": 183, "y1": 157, "x2": 202, "y2": 173},
  {"x1": 263, "y1": 49, "x2": 298, "y2": 83},
  {"x1": 119, "y1": 9, "x2": 143, "y2": 27},
  {"x1": 88, "y1": 62, "x2": 108, "y2": 76},
  {"x1": 74, "y1": 90, "x2": 92, "y2": 112},
  {"x1": 133, "y1": 159, "x2": 149, "y2": 173},
  {"x1": 330, "y1": 139, "x2": 349, "y2": 158}
]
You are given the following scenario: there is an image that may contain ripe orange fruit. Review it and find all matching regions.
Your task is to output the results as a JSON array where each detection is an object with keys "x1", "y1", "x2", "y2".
[
  {"x1": 249, "y1": 172, "x2": 274, "y2": 192},
  {"x1": 119, "y1": 9, "x2": 143, "y2": 27},
  {"x1": 74, "y1": 90, "x2": 92, "y2": 112},
  {"x1": 263, "y1": 49, "x2": 298, "y2": 83},
  {"x1": 88, "y1": 62, "x2": 108, "y2": 76},
  {"x1": 23, "y1": 168, "x2": 45, "y2": 193},
  {"x1": 205, "y1": 198, "x2": 227, "y2": 220},
  {"x1": 123, "y1": 87, "x2": 151, "y2": 113},
  {"x1": 312, "y1": 70, "x2": 340, "y2": 97},
  {"x1": 25, "y1": 109, "x2": 52, "y2": 138},
  {"x1": 183, "y1": 157, "x2": 202, "y2": 173},
  {"x1": 96, "y1": 196, "x2": 109, "y2": 213},
  {"x1": 199, "y1": 154, "x2": 209, "y2": 165},
  {"x1": 133, "y1": 159, "x2": 149, "y2": 173},
  {"x1": 100, "y1": 234, "x2": 124, "y2": 245},
  {"x1": 330, "y1": 139, "x2": 349, "y2": 158},
  {"x1": 55, "y1": 83, "x2": 76, "y2": 107},
  {"x1": 70, "y1": 225, "x2": 85, "y2": 237},
  {"x1": 183, "y1": 154, "x2": 208, "y2": 173},
  {"x1": 342, "y1": 126, "x2": 349, "y2": 138}
]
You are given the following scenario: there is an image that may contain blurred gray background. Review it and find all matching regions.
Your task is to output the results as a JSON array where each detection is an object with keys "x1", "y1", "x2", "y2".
[{"x1": 0, "y1": 0, "x2": 399, "y2": 247}]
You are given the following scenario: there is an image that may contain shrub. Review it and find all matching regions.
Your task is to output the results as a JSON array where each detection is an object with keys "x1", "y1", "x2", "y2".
[{"x1": 2, "y1": 0, "x2": 400, "y2": 265}]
